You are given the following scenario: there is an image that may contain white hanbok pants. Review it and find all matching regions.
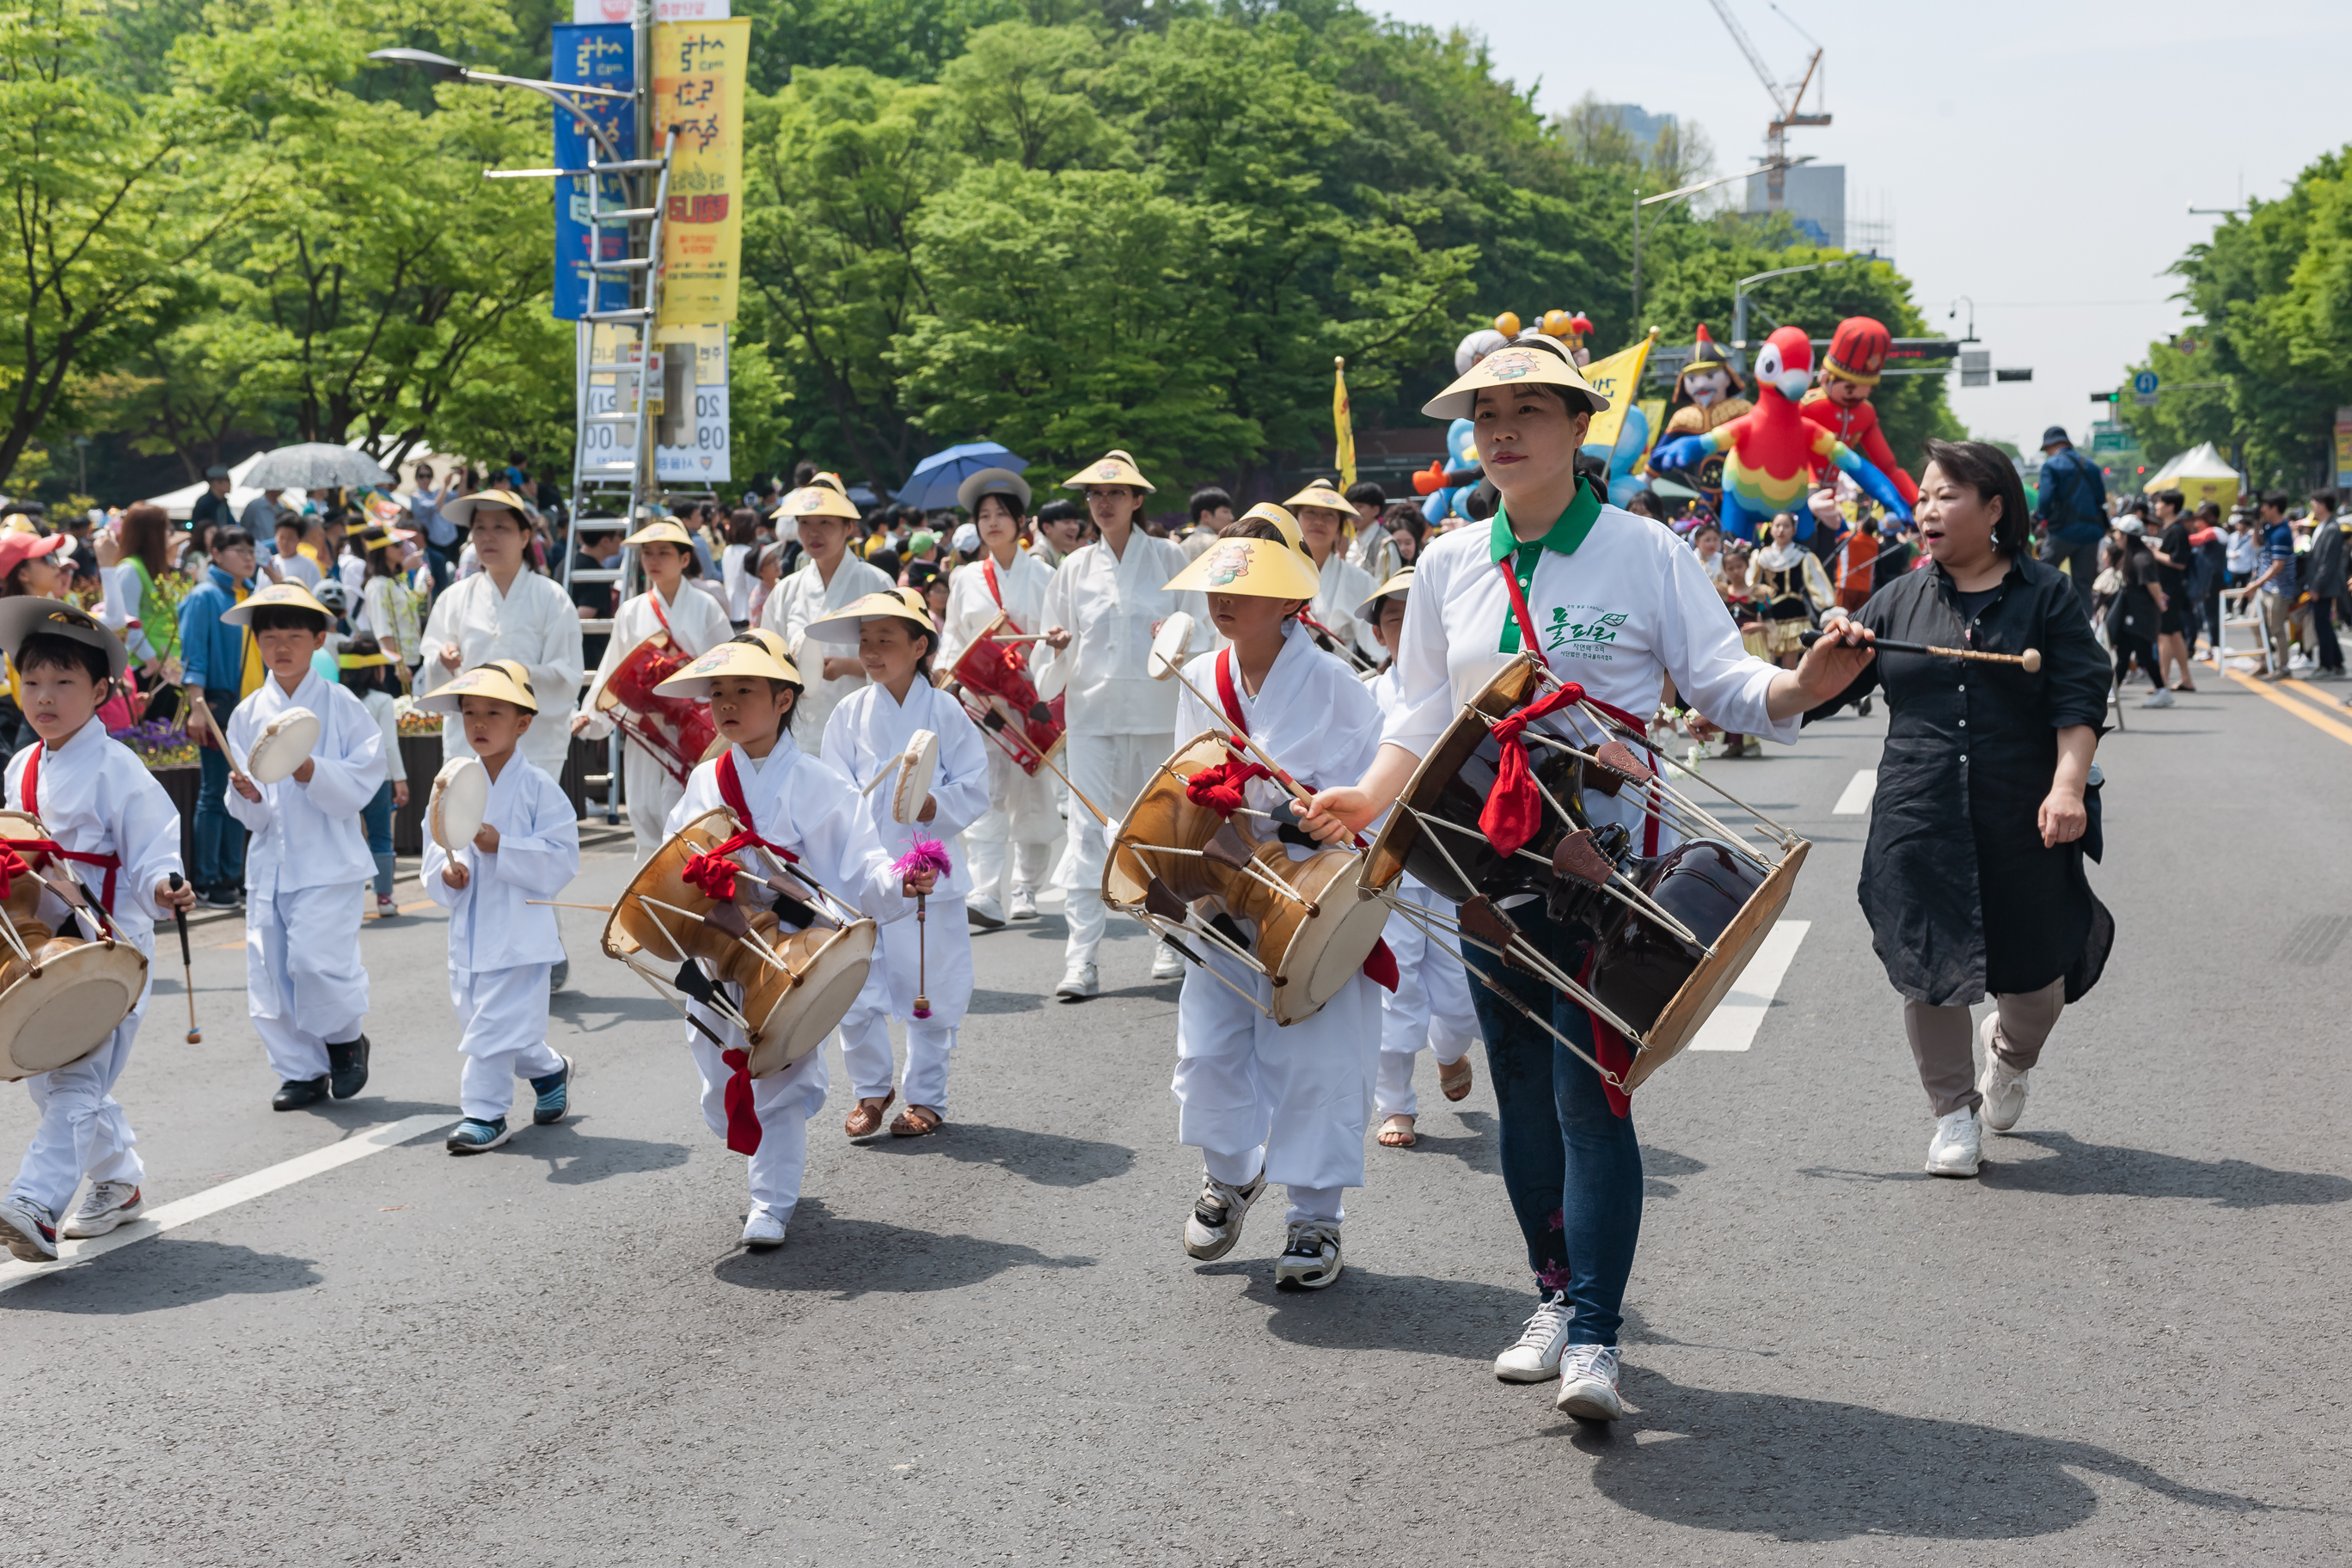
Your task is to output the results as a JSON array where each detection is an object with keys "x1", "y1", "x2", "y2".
[
  {"x1": 248, "y1": 883, "x2": 369, "y2": 1082},
  {"x1": 1055, "y1": 732, "x2": 1172, "y2": 965},
  {"x1": 1375, "y1": 884, "x2": 1481, "y2": 1119},
  {"x1": 1172, "y1": 946, "x2": 1377, "y2": 1225},
  {"x1": 10, "y1": 1005, "x2": 145, "y2": 1216},
  {"x1": 688, "y1": 999, "x2": 828, "y2": 1221},
  {"x1": 622, "y1": 736, "x2": 689, "y2": 858},
  {"x1": 965, "y1": 745, "x2": 1060, "y2": 906},
  {"x1": 452, "y1": 963, "x2": 565, "y2": 1121},
  {"x1": 840, "y1": 898, "x2": 971, "y2": 1108}
]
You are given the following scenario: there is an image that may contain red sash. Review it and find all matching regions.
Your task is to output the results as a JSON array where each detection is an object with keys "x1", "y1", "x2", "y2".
[
  {"x1": 10, "y1": 744, "x2": 120, "y2": 914},
  {"x1": 983, "y1": 558, "x2": 1004, "y2": 610},
  {"x1": 683, "y1": 748, "x2": 806, "y2": 1156}
]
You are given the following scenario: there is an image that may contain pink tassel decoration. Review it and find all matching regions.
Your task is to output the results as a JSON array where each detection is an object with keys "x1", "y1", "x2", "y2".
[{"x1": 891, "y1": 839, "x2": 952, "y2": 1020}]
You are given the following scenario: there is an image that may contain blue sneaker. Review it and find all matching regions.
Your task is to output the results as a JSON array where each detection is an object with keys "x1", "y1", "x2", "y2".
[
  {"x1": 445, "y1": 1117, "x2": 511, "y2": 1155},
  {"x1": 530, "y1": 1056, "x2": 574, "y2": 1126}
]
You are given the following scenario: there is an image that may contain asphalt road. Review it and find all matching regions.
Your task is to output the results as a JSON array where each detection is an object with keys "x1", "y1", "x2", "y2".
[{"x1": 2, "y1": 671, "x2": 2347, "y2": 1565}]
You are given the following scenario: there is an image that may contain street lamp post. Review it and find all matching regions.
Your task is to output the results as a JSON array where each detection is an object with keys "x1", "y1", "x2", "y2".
[
  {"x1": 364, "y1": 48, "x2": 635, "y2": 164},
  {"x1": 1632, "y1": 156, "x2": 1811, "y2": 328},
  {"x1": 1730, "y1": 254, "x2": 1868, "y2": 374}
]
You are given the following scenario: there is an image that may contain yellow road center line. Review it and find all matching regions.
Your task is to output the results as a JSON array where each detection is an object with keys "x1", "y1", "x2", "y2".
[{"x1": 2226, "y1": 670, "x2": 2352, "y2": 747}]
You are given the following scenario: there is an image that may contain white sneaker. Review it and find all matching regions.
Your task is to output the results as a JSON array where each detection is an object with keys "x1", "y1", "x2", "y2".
[
  {"x1": 0, "y1": 1194, "x2": 58, "y2": 1261},
  {"x1": 966, "y1": 897, "x2": 1006, "y2": 930},
  {"x1": 1274, "y1": 1220, "x2": 1343, "y2": 1289},
  {"x1": 1977, "y1": 1012, "x2": 2030, "y2": 1134},
  {"x1": 2140, "y1": 688, "x2": 2176, "y2": 708},
  {"x1": 1554, "y1": 1344, "x2": 1626, "y2": 1420},
  {"x1": 1493, "y1": 1290, "x2": 1574, "y2": 1382},
  {"x1": 1151, "y1": 942, "x2": 1185, "y2": 981},
  {"x1": 1055, "y1": 960, "x2": 1099, "y2": 1001},
  {"x1": 1008, "y1": 886, "x2": 1039, "y2": 921},
  {"x1": 741, "y1": 1209, "x2": 787, "y2": 1250},
  {"x1": 59, "y1": 1180, "x2": 142, "y2": 1239},
  {"x1": 1184, "y1": 1169, "x2": 1266, "y2": 1260},
  {"x1": 1925, "y1": 1106, "x2": 1982, "y2": 1177}
]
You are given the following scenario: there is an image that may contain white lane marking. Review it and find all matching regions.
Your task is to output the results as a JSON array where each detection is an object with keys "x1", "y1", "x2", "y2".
[
  {"x1": 1832, "y1": 769, "x2": 1877, "y2": 816},
  {"x1": 1687, "y1": 921, "x2": 1810, "y2": 1053},
  {"x1": 0, "y1": 1113, "x2": 450, "y2": 1295}
]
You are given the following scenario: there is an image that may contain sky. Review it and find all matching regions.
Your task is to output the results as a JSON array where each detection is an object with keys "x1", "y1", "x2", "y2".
[{"x1": 1369, "y1": 0, "x2": 2352, "y2": 454}]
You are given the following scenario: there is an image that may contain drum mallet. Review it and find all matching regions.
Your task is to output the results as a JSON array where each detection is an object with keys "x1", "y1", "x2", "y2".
[
  {"x1": 1799, "y1": 630, "x2": 2042, "y2": 672},
  {"x1": 168, "y1": 872, "x2": 199, "y2": 1044},
  {"x1": 891, "y1": 842, "x2": 953, "y2": 1020}
]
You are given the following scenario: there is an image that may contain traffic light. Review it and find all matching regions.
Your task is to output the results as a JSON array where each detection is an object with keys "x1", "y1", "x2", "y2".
[{"x1": 2090, "y1": 390, "x2": 2119, "y2": 404}]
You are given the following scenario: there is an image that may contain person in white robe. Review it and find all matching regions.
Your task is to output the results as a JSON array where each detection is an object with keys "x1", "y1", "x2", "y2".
[
  {"x1": 1034, "y1": 450, "x2": 1206, "y2": 1000},
  {"x1": 1285, "y1": 478, "x2": 1383, "y2": 670},
  {"x1": 573, "y1": 519, "x2": 735, "y2": 856},
  {"x1": 651, "y1": 637, "x2": 928, "y2": 1249},
  {"x1": 420, "y1": 661, "x2": 582, "y2": 1154},
  {"x1": 816, "y1": 591, "x2": 990, "y2": 1138},
  {"x1": 415, "y1": 491, "x2": 585, "y2": 781},
  {"x1": 0, "y1": 602, "x2": 193, "y2": 1259},
  {"x1": 935, "y1": 468, "x2": 1059, "y2": 928},
  {"x1": 220, "y1": 584, "x2": 384, "y2": 1111},
  {"x1": 1157, "y1": 537, "x2": 1384, "y2": 1293},
  {"x1": 756, "y1": 482, "x2": 892, "y2": 760},
  {"x1": 1344, "y1": 481, "x2": 1403, "y2": 585}
]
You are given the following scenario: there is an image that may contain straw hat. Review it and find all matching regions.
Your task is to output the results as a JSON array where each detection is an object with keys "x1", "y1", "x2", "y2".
[
  {"x1": 1063, "y1": 450, "x2": 1155, "y2": 493},
  {"x1": 1354, "y1": 566, "x2": 1416, "y2": 621},
  {"x1": 416, "y1": 659, "x2": 540, "y2": 715},
  {"x1": 775, "y1": 484, "x2": 861, "y2": 523},
  {"x1": 1283, "y1": 479, "x2": 1355, "y2": 516},
  {"x1": 442, "y1": 489, "x2": 537, "y2": 530},
  {"x1": 1421, "y1": 336, "x2": 1609, "y2": 420},
  {"x1": 1161, "y1": 536, "x2": 1322, "y2": 601},
  {"x1": 0, "y1": 597, "x2": 128, "y2": 678},
  {"x1": 737, "y1": 627, "x2": 793, "y2": 664},
  {"x1": 805, "y1": 588, "x2": 937, "y2": 644},
  {"x1": 957, "y1": 467, "x2": 1032, "y2": 515},
  {"x1": 625, "y1": 519, "x2": 695, "y2": 548},
  {"x1": 220, "y1": 580, "x2": 334, "y2": 628},
  {"x1": 655, "y1": 635, "x2": 805, "y2": 699},
  {"x1": 1235, "y1": 501, "x2": 1313, "y2": 560}
]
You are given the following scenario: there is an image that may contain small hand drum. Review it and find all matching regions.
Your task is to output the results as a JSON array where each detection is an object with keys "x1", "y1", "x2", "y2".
[
  {"x1": 246, "y1": 707, "x2": 321, "y2": 785},
  {"x1": 1148, "y1": 612, "x2": 1197, "y2": 681},
  {"x1": 891, "y1": 730, "x2": 939, "y2": 825},
  {"x1": 429, "y1": 754, "x2": 490, "y2": 854}
]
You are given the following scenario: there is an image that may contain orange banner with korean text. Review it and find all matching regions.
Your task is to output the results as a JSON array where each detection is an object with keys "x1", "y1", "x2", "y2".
[{"x1": 652, "y1": 17, "x2": 749, "y2": 325}]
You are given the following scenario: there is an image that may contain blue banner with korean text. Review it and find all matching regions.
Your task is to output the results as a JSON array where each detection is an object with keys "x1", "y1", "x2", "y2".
[{"x1": 552, "y1": 22, "x2": 634, "y2": 322}]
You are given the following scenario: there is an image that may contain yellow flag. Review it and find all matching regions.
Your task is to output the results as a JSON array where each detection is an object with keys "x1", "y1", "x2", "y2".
[
  {"x1": 1579, "y1": 329, "x2": 1660, "y2": 453},
  {"x1": 1332, "y1": 357, "x2": 1356, "y2": 489}
]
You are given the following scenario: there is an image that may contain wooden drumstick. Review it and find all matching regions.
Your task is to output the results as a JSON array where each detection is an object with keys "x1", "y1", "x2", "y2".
[
  {"x1": 168, "y1": 872, "x2": 199, "y2": 1044},
  {"x1": 913, "y1": 894, "x2": 930, "y2": 1020},
  {"x1": 526, "y1": 899, "x2": 615, "y2": 912},
  {"x1": 1799, "y1": 630, "x2": 2042, "y2": 672},
  {"x1": 1149, "y1": 658, "x2": 1368, "y2": 850}
]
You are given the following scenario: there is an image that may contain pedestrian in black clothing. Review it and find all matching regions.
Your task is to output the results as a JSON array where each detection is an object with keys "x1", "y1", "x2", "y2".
[
  {"x1": 2304, "y1": 489, "x2": 2349, "y2": 678},
  {"x1": 2110, "y1": 518, "x2": 2169, "y2": 705},
  {"x1": 2146, "y1": 487, "x2": 2196, "y2": 691}
]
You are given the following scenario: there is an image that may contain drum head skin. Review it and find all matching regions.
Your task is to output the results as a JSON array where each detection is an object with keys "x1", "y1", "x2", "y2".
[
  {"x1": 247, "y1": 707, "x2": 322, "y2": 785},
  {"x1": 1034, "y1": 649, "x2": 1069, "y2": 701},
  {"x1": 744, "y1": 921, "x2": 876, "y2": 1075},
  {"x1": 0, "y1": 940, "x2": 147, "y2": 1079},
  {"x1": 1268, "y1": 854, "x2": 1390, "y2": 1026},
  {"x1": 1148, "y1": 612, "x2": 1196, "y2": 680},
  {"x1": 429, "y1": 754, "x2": 491, "y2": 853},
  {"x1": 891, "y1": 731, "x2": 939, "y2": 825}
]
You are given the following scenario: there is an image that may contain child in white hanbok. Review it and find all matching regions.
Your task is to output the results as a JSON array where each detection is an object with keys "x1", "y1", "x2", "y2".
[
  {"x1": 421, "y1": 661, "x2": 583, "y2": 1154},
  {"x1": 814, "y1": 591, "x2": 989, "y2": 1141},
  {"x1": 652, "y1": 635, "x2": 933, "y2": 1250},
  {"x1": 0, "y1": 602, "x2": 194, "y2": 1260}
]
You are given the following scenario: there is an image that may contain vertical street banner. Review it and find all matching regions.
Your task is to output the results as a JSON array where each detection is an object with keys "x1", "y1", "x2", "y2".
[
  {"x1": 1332, "y1": 357, "x2": 1356, "y2": 489},
  {"x1": 551, "y1": 22, "x2": 634, "y2": 322},
  {"x1": 652, "y1": 17, "x2": 750, "y2": 326}
]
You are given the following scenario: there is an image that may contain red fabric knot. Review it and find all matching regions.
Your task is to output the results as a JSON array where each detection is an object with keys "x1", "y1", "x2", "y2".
[
  {"x1": 682, "y1": 828, "x2": 797, "y2": 903},
  {"x1": 1476, "y1": 682, "x2": 1585, "y2": 860},
  {"x1": 0, "y1": 841, "x2": 29, "y2": 903},
  {"x1": 1185, "y1": 758, "x2": 1270, "y2": 818},
  {"x1": 720, "y1": 1048, "x2": 762, "y2": 1154},
  {"x1": 1361, "y1": 936, "x2": 1398, "y2": 993}
]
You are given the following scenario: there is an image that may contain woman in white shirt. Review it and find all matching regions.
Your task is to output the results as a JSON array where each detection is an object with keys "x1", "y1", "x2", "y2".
[
  {"x1": 756, "y1": 481, "x2": 893, "y2": 758},
  {"x1": 720, "y1": 507, "x2": 759, "y2": 628},
  {"x1": 1285, "y1": 479, "x2": 1382, "y2": 668},
  {"x1": 416, "y1": 491, "x2": 585, "y2": 785}
]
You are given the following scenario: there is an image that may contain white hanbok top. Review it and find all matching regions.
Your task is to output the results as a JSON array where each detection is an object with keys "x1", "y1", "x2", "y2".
[
  {"x1": 360, "y1": 570, "x2": 429, "y2": 658},
  {"x1": 358, "y1": 689, "x2": 406, "y2": 784},
  {"x1": 1348, "y1": 522, "x2": 1402, "y2": 587},
  {"x1": 820, "y1": 678, "x2": 992, "y2": 902},
  {"x1": 938, "y1": 549, "x2": 1053, "y2": 671},
  {"x1": 578, "y1": 582, "x2": 736, "y2": 741},
  {"x1": 665, "y1": 738, "x2": 911, "y2": 925},
  {"x1": 416, "y1": 568, "x2": 585, "y2": 776},
  {"x1": 1036, "y1": 532, "x2": 1206, "y2": 738},
  {"x1": 720, "y1": 543, "x2": 756, "y2": 622},
  {"x1": 224, "y1": 671, "x2": 383, "y2": 892},
  {"x1": 423, "y1": 754, "x2": 579, "y2": 971},
  {"x1": 1308, "y1": 548, "x2": 1382, "y2": 666},
  {"x1": 757, "y1": 554, "x2": 895, "y2": 753},
  {"x1": 3, "y1": 719, "x2": 182, "y2": 963}
]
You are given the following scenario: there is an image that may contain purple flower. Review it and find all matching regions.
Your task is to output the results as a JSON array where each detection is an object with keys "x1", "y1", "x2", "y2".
[
  {"x1": 1538, "y1": 1261, "x2": 1572, "y2": 1293},
  {"x1": 1546, "y1": 1209, "x2": 1565, "y2": 1233}
]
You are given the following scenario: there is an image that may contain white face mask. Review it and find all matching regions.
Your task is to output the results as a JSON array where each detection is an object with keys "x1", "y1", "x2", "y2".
[{"x1": 1685, "y1": 368, "x2": 1733, "y2": 410}]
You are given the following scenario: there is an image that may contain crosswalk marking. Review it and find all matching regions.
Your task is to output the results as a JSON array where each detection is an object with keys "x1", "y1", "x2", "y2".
[
  {"x1": 0, "y1": 1113, "x2": 450, "y2": 1294},
  {"x1": 1687, "y1": 920, "x2": 1810, "y2": 1054},
  {"x1": 1832, "y1": 769, "x2": 1876, "y2": 816}
]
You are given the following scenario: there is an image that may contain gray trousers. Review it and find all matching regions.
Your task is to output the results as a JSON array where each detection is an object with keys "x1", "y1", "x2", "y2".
[{"x1": 1902, "y1": 978, "x2": 2066, "y2": 1117}]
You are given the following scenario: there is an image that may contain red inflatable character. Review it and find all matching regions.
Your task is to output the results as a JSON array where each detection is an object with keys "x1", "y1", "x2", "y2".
[{"x1": 1799, "y1": 316, "x2": 1919, "y2": 509}]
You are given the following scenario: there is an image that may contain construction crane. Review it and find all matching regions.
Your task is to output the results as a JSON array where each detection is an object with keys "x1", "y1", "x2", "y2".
[{"x1": 1706, "y1": 0, "x2": 1829, "y2": 211}]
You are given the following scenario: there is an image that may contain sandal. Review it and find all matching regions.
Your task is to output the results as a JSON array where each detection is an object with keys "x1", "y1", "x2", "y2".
[
  {"x1": 1437, "y1": 1057, "x2": 1474, "y2": 1102},
  {"x1": 890, "y1": 1104, "x2": 944, "y2": 1138},
  {"x1": 1377, "y1": 1114, "x2": 1417, "y2": 1148},
  {"x1": 844, "y1": 1090, "x2": 895, "y2": 1138}
]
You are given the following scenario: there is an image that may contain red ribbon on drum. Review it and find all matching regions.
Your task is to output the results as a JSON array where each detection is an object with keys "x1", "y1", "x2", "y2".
[
  {"x1": 720, "y1": 1048, "x2": 763, "y2": 1154},
  {"x1": 683, "y1": 751, "x2": 803, "y2": 899},
  {"x1": 1476, "y1": 680, "x2": 1588, "y2": 861}
]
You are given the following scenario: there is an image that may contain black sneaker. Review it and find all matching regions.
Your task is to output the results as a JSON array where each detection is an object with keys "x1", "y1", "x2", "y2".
[
  {"x1": 325, "y1": 1034, "x2": 371, "y2": 1099},
  {"x1": 446, "y1": 1117, "x2": 511, "y2": 1155},
  {"x1": 199, "y1": 888, "x2": 242, "y2": 910},
  {"x1": 529, "y1": 1056, "x2": 573, "y2": 1125},
  {"x1": 272, "y1": 1075, "x2": 329, "y2": 1111}
]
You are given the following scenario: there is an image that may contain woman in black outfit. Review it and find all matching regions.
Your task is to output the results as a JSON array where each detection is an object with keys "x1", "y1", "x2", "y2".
[{"x1": 1810, "y1": 440, "x2": 2111, "y2": 1179}]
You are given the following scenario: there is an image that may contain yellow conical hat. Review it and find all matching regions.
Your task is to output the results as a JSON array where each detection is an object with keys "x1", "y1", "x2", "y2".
[{"x1": 1063, "y1": 449, "x2": 1155, "y2": 493}]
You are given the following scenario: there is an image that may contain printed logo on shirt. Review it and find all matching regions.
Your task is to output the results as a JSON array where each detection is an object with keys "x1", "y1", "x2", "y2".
[{"x1": 1543, "y1": 604, "x2": 1629, "y2": 660}]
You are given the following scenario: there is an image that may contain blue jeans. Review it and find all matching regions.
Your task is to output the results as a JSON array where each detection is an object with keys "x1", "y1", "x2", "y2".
[
  {"x1": 1463, "y1": 902, "x2": 1644, "y2": 1347},
  {"x1": 360, "y1": 780, "x2": 395, "y2": 899},
  {"x1": 193, "y1": 689, "x2": 248, "y2": 893}
]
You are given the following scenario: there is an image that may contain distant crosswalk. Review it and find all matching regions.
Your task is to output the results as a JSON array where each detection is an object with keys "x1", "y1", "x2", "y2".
[
  {"x1": 1687, "y1": 920, "x2": 1810, "y2": 1054},
  {"x1": 1832, "y1": 769, "x2": 1877, "y2": 816}
]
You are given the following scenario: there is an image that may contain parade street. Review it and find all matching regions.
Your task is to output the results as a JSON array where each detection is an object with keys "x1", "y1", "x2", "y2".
[{"x1": 2, "y1": 674, "x2": 2345, "y2": 1567}]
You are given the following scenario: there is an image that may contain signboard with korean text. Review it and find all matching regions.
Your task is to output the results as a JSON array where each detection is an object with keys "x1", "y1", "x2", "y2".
[
  {"x1": 582, "y1": 323, "x2": 732, "y2": 484},
  {"x1": 652, "y1": 18, "x2": 749, "y2": 326},
  {"x1": 2336, "y1": 407, "x2": 2352, "y2": 490},
  {"x1": 551, "y1": 23, "x2": 634, "y2": 322}
]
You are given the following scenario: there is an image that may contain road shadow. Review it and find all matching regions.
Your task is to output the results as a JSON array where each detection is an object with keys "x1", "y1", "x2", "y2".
[
  {"x1": 859, "y1": 1121, "x2": 1134, "y2": 1187},
  {"x1": 967, "y1": 988, "x2": 1047, "y2": 1016},
  {"x1": 1193, "y1": 1263, "x2": 1534, "y2": 1360},
  {"x1": 1802, "y1": 1131, "x2": 2352, "y2": 1210},
  {"x1": 0, "y1": 1239, "x2": 321, "y2": 1315},
  {"x1": 290, "y1": 1098, "x2": 454, "y2": 1131},
  {"x1": 552, "y1": 992, "x2": 681, "y2": 1032},
  {"x1": 1567, "y1": 1367, "x2": 2282, "y2": 1542},
  {"x1": 1640, "y1": 1144, "x2": 1706, "y2": 1199},
  {"x1": 503, "y1": 1118, "x2": 690, "y2": 1185},
  {"x1": 1391, "y1": 1109, "x2": 1499, "y2": 1176},
  {"x1": 713, "y1": 1197, "x2": 1093, "y2": 1299}
]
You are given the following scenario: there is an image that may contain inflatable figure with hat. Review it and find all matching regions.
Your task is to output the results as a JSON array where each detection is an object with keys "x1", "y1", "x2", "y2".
[
  {"x1": 1652, "y1": 325, "x2": 1914, "y2": 543},
  {"x1": 1652, "y1": 324, "x2": 1752, "y2": 511},
  {"x1": 1798, "y1": 315, "x2": 1920, "y2": 509},
  {"x1": 1411, "y1": 317, "x2": 1513, "y2": 527}
]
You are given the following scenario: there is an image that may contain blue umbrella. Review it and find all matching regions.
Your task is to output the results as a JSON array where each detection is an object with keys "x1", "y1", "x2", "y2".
[{"x1": 891, "y1": 441, "x2": 1030, "y2": 512}]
